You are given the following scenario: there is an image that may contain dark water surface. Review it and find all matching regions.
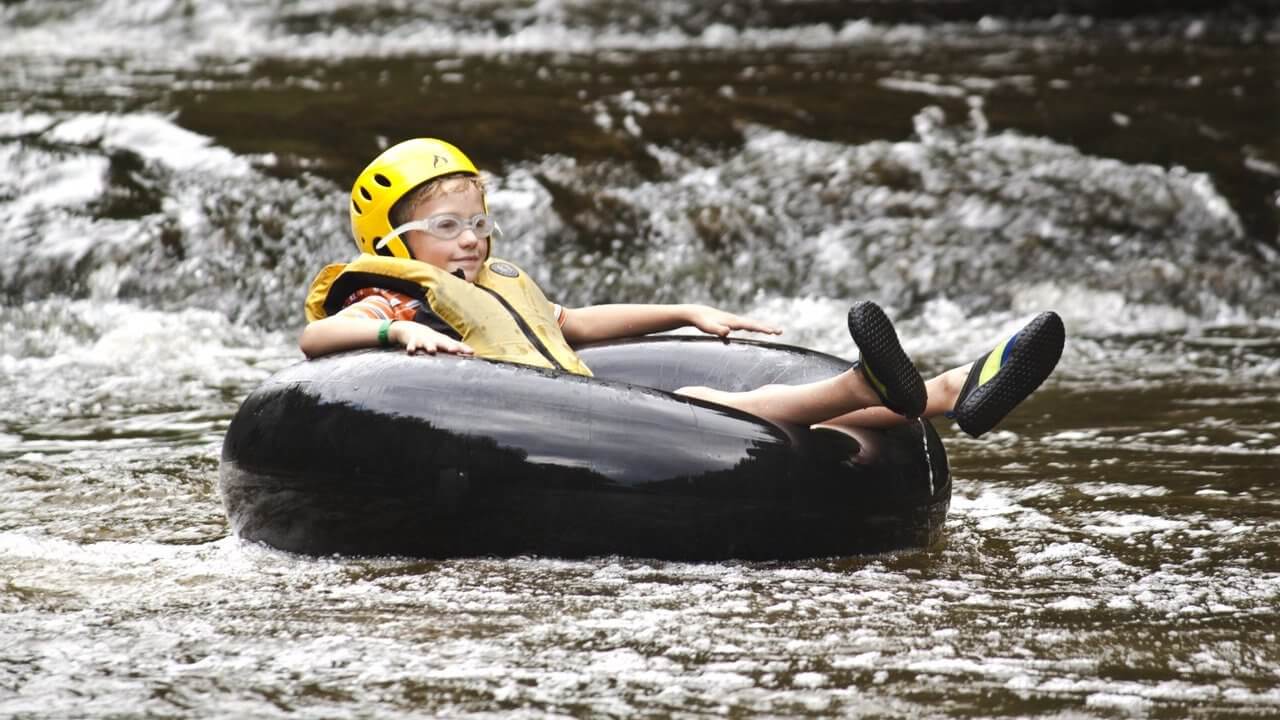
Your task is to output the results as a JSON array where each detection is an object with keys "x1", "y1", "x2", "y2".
[{"x1": 2, "y1": 1, "x2": 1278, "y2": 717}]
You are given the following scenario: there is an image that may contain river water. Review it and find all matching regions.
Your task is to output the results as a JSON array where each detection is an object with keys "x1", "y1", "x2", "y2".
[{"x1": 2, "y1": 1, "x2": 1278, "y2": 717}]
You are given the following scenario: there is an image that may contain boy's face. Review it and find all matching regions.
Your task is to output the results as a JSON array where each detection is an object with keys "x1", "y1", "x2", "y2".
[{"x1": 404, "y1": 184, "x2": 489, "y2": 282}]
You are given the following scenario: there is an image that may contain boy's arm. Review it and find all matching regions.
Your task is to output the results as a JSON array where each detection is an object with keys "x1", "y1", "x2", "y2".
[
  {"x1": 299, "y1": 316, "x2": 474, "y2": 358},
  {"x1": 559, "y1": 304, "x2": 781, "y2": 346}
]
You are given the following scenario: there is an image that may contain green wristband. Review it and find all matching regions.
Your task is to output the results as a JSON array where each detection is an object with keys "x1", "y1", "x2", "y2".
[{"x1": 377, "y1": 320, "x2": 393, "y2": 347}]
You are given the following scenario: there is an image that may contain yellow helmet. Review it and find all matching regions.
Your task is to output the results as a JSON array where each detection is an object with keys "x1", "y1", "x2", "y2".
[{"x1": 348, "y1": 138, "x2": 481, "y2": 258}]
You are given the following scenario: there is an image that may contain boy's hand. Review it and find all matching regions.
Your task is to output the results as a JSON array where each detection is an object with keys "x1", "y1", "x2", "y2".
[
  {"x1": 390, "y1": 321, "x2": 475, "y2": 356},
  {"x1": 687, "y1": 305, "x2": 783, "y2": 338}
]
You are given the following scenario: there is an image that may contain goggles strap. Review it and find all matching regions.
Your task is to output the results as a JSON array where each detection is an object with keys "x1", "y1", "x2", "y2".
[{"x1": 376, "y1": 220, "x2": 428, "y2": 251}]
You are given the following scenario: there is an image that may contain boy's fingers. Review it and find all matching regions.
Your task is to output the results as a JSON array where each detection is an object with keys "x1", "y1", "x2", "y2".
[
  {"x1": 430, "y1": 339, "x2": 473, "y2": 356},
  {"x1": 724, "y1": 318, "x2": 779, "y2": 335},
  {"x1": 745, "y1": 319, "x2": 781, "y2": 334}
]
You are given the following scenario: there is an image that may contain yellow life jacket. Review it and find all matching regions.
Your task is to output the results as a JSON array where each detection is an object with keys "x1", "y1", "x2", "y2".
[{"x1": 304, "y1": 255, "x2": 592, "y2": 376}]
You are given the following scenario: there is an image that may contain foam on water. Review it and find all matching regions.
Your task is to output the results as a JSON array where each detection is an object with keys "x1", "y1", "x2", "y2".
[
  {"x1": 9, "y1": 0, "x2": 1273, "y2": 70},
  {"x1": 6, "y1": 522, "x2": 1267, "y2": 715},
  {"x1": 44, "y1": 113, "x2": 252, "y2": 175},
  {"x1": 0, "y1": 301, "x2": 299, "y2": 547},
  {"x1": 0, "y1": 301, "x2": 294, "y2": 423},
  {"x1": 0, "y1": 1, "x2": 932, "y2": 64}
]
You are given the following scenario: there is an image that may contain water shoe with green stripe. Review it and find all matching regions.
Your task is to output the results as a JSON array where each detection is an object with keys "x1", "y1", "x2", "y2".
[
  {"x1": 847, "y1": 301, "x2": 927, "y2": 418},
  {"x1": 949, "y1": 311, "x2": 1065, "y2": 437}
]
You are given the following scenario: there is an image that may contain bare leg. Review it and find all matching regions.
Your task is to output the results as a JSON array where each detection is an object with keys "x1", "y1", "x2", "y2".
[
  {"x1": 816, "y1": 363, "x2": 970, "y2": 430},
  {"x1": 678, "y1": 300, "x2": 926, "y2": 427},
  {"x1": 676, "y1": 368, "x2": 886, "y2": 427},
  {"x1": 677, "y1": 362, "x2": 969, "y2": 430}
]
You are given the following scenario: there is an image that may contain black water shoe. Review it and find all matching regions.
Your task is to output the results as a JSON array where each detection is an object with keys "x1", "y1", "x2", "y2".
[
  {"x1": 950, "y1": 311, "x2": 1065, "y2": 437},
  {"x1": 847, "y1": 301, "x2": 927, "y2": 418}
]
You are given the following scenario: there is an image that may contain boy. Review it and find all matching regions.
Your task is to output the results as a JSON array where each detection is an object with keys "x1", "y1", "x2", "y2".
[{"x1": 301, "y1": 138, "x2": 1064, "y2": 437}]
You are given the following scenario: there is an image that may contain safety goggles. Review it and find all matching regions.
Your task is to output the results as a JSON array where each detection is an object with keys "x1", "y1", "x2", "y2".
[{"x1": 378, "y1": 212, "x2": 496, "y2": 249}]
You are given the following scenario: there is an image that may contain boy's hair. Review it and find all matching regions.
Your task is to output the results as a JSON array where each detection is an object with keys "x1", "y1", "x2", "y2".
[{"x1": 389, "y1": 173, "x2": 487, "y2": 227}]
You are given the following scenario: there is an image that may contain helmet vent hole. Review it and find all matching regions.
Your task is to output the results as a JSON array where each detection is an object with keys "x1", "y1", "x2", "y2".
[
  {"x1": 352, "y1": 199, "x2": 362, "y2": 214},
  {"x1": 359, "y1": 186, "x2": 373, "y2": 201},
  {"x1": 373, "y1": 237, "x2": 392, "y2": 256},
  {"x1": 373, "y1": 174, "x2": 392, "y2": 187}
]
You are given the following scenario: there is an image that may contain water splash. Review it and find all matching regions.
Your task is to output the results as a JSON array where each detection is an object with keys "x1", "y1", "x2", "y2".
[
  {"x1": 507, "y1": 106, "x2": 1265, "y2": 322},
  {"x1": 0, "y1": 112, "x2": 347, "y2": 328},
  {"x1": 1, "y1": 107, "x2": 1271, "y2": 344}
]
